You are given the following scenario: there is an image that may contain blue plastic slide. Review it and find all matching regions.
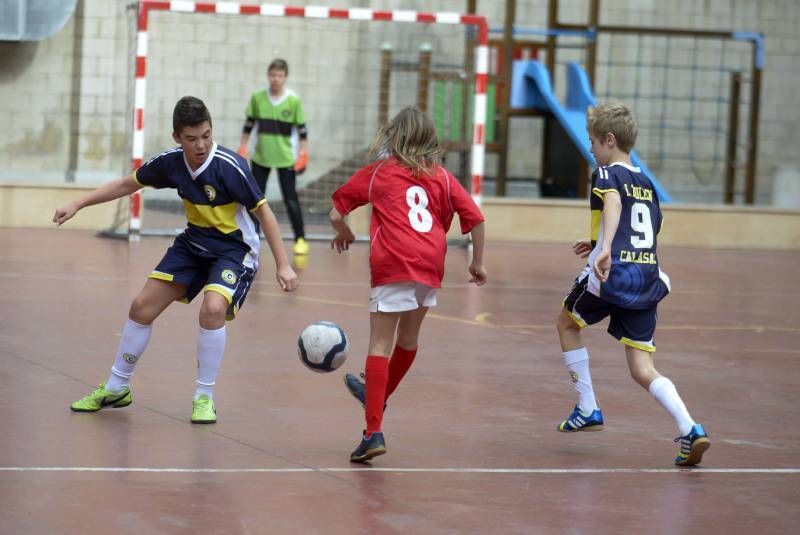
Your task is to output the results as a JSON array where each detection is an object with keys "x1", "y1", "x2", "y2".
[{"x1": 510, "y1": 60, "x2": 672, "y2": 202}]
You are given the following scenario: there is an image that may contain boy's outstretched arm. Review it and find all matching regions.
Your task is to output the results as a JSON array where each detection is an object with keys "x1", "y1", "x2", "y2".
[
  {"x1": 468, "y1": 222, "x2": 487, "y2": 286},
  {"x1": 253, "y1": 203, "x2": 298, "y2": 292},
  {"x1": 593, "y1": 191, "x2": 622, "y2": 282},
  {"x1": 53, "y1": 175, "x2": 141, "y2": 226},
  {"x1": 329, "y1": 207, "x2": 355, "y2": 254}
]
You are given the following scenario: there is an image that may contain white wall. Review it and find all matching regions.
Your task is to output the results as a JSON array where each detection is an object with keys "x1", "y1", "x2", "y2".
[{"x1": 0, "y1": 0, "x2": 796, "y2": 205}]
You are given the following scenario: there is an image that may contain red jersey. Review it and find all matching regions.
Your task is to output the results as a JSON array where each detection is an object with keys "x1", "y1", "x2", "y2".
[{"x1": 332, "y1": 158, "x2": 484, "y2": 288}]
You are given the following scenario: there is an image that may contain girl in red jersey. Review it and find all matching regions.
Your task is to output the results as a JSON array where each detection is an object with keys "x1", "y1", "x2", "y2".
[{"x1": 329, "y1": 107, "x2": 487, "y2": 462}]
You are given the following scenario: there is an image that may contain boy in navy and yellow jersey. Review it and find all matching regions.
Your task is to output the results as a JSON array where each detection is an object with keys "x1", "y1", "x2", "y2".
[
  {"x1": 555, "y1": 102, "x2": 709, "y2": 466},
  {"x1": 54, "y1": 96, "x2": 298, "y2": 423},
  {"x1": 239, "y1": 59, "x2": 309, "y2": 255}
]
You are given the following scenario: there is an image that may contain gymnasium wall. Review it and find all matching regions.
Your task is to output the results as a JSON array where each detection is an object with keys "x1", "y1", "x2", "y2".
[
  {"x1": 0, "y1": 1, "x2": 797, "y2": 206},
  {"x1": 6, "y1": 183, "x2": 798, "y2": 250}
]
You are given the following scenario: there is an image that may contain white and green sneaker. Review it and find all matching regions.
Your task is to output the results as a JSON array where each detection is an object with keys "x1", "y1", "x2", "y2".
[
  {"x1": 191, "y1": 395, "x2": 216, "y2": 424},
  {"x1": 70, "y1": 384, "x2": 132, "y2": 412}
]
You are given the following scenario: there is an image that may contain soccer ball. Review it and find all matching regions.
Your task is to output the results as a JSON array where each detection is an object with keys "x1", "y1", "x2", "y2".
[{"x1": 297, "y1": 322, "x2": 348, "y2": 373}]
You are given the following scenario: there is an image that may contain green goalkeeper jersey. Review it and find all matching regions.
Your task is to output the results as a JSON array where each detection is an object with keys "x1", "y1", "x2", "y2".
[{"x1": 245, "y1": 89, "x2": 307, "y2": 169}]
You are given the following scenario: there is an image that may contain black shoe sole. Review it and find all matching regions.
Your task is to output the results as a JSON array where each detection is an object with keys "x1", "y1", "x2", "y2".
[
  {"x1": 558, "y1": 423, "x2": 604, "y2": 432},
  {"x1": 350, "y1": 446, "x2": 387, "y2": 463}
]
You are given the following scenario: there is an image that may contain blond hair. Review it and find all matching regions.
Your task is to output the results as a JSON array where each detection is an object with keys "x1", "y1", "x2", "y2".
[
  {"x1": 369, "y1": 107, "x2": 443, "y2": 175},
  {"x1": 587, "y1": 102, "x2": 638, "y2": 153}
]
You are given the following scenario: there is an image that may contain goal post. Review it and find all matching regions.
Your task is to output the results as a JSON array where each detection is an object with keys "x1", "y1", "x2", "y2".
[{"x1": 125, "y1": 1, "x2": 488, "y2": 241}]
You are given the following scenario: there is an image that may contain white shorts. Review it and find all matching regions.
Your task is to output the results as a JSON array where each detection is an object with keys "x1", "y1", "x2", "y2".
[{"x1": 369, "y1": 282, "x2": 438, "y2": 312}]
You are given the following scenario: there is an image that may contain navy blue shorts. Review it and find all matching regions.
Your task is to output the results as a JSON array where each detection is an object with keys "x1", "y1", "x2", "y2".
[
  {"x1": 149, "y1": 234, "x2": 256, "y2": 320},
  {"x1": 563, "y1": 275, "x2": 658, "y2": 352}
]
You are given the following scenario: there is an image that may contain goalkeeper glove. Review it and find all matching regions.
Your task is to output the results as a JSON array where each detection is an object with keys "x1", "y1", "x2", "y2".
[{"x1": 294, "y1": 149, "x2": 308, "y2": 175}]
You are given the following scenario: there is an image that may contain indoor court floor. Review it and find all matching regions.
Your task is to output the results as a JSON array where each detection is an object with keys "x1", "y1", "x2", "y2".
[{"x1": 1, "y1": 228, "x2": 798, "y2": 533}]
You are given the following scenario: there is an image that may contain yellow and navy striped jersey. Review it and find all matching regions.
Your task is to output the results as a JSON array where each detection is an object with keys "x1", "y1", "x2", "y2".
[
  {"x1": 585, "y1": 162, "x2": 670, "y2": 308},
  {"x1": 134, "y1": 143, "x2": 266, "y2": 269}
]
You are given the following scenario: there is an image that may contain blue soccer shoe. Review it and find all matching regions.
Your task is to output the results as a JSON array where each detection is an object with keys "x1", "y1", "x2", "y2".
[
  {"x1": 674, "y1": 424, "x2": 710, "y2": 466},
  {"x1": 558, "y1": 405, "x2": 605, "y2": 432}
]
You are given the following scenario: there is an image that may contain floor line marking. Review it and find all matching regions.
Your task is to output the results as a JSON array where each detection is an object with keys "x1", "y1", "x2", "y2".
[
  {"x1": 2, "y1": 273, "x2": 794, "y2": 334},
  {"x1": 4, "y1": 272, "x2": 798, "y2": 298},
  {"x1": 258, "y1": 290, "x2": 798, "y2": 335},
  {"x1": 2, "y1": 467, "x2": 798, "y2": 474}
]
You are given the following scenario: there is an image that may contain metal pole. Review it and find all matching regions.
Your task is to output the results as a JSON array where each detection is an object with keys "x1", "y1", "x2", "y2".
[
  {"x1": 417, "y1": 44, "x2": 432, "y2": 112},
  {"x1": 546, "y1": 0, "x2": 558, "y2": 75},
  {"x1": 460, "y1": 0, "x2": 477, "y2": 189},
  {"x1": 574, "y1": 0, "x2": 598, "y2": 199},
  {"x1": 379, "y1": 44, "x2": 392, "y2": 127},
  {"x1": 66, "y1": 0, "x2": 85, "y2": 183},
  {"x1": 745, "y1": 53, "x2": 762, "y2": 205},
  {"x1": 543, "y1": 0, "x2": 558, "y2": 189},
  {"x1": 586, "y1": 0, "x2": 599, "y2": 89},
  {"x1": 495, "y1": 0, "x2": 516, "y2": 197},
  {"x1": 724, "y1": 72, "x2": 742, "y2": 204}
]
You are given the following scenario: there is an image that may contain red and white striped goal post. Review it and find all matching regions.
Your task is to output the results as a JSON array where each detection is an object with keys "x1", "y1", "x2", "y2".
[{"x1": 130, "y1": 1, "x2": 489, "y2": 240}]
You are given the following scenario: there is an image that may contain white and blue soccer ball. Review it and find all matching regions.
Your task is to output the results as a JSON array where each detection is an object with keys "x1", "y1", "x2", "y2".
[{"x1": 297, "y1": 321, "x2": 348, "y2": 373}]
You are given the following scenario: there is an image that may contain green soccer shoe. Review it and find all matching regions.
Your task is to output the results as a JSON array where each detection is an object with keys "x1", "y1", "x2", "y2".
[
  {"x1": 191, "y1": 395, "x2": 217, "y2": 424},
  {"x1": 70, "y1": 384, "x2": 132, "y2": 412}
]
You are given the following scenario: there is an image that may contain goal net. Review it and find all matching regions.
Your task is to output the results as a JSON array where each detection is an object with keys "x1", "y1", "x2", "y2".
[{"x1": 114, "y1": 1, "x2": 488, "y2": 240}]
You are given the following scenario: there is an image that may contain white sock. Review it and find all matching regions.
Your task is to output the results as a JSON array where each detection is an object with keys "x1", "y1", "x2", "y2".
[
  {"x1": 649, "y1": 376, "x2": 696, "y2": 436},
  {"x1": 106, "y1": 319, "x2": 153, "y2": 392},
  {"x1": 563, "y1": 347, "x2": 598, "y2": 413},
  {"x1": 195, "y1": 325, "x2": 226, "y2": 400}
]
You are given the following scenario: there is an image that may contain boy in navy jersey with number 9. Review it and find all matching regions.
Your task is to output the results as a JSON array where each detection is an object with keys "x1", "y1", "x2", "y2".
[
  {"x1": 329, "y1": 107, "x2": 487, "y2": 462},
  {"x1": 556, "y1": 102, "x2": 709, "y2": 466}
]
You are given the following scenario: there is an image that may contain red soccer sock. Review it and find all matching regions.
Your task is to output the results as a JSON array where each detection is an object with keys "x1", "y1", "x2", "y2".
[
  {"x1": 385, "y1": 345, "x2": 418, "y2": 402},
  {"x1": 364, "y1": 355, "x2": 389, "y2": 435}
]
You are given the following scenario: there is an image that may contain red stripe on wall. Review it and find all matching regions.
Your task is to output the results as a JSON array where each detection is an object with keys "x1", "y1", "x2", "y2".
[
  {"x1": 460, "y1": 14, "x2": 485, "y2": 28},
  {"x1": 138, "y1": 5, "x2": 148, "y2": 31},
  {"x1": 140, "y1": 1, "x2": 170, "y2": 31},
  {"x1": 473, "y1": 123, "x2": 485, "y2": 145},
  {"x1": 135, "y1": 56, "x2": 146, "y2": 78},
  {"x1": 475, "y1": 73, "x2": 487, "y2": 93},
  {"x1": 195, "y1": 3, "x2": 215, "y2": 13},
  {"x1": 471, "y1": 175, "x2": 483, "y2": 195},
  {"x1": 130, "y1": 190, "x2": 142, "y2": 216},
  {"x1": 475, "y1": 21, "x2": 489, "y2": 43}
]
